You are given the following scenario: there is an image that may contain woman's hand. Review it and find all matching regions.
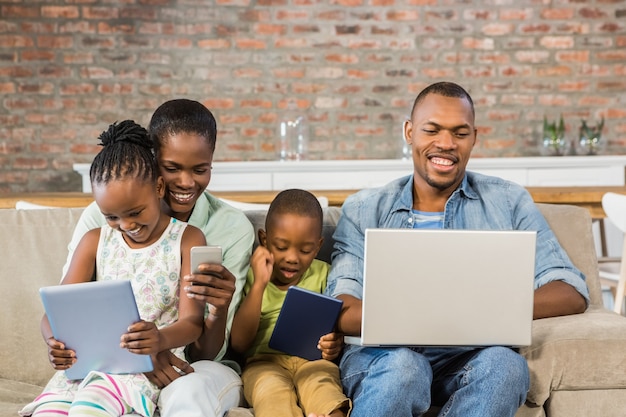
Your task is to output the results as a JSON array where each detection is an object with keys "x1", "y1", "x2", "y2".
[{"x1": 183, "y1": 263, "x2": 236, "y2": 319}]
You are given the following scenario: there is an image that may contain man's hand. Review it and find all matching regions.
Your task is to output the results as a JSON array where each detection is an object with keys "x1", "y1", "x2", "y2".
[
  {"x1": 144, "y1": 350, "x2": 195, "y2": 389},
  {"x1": 318, "y1": 332, "x2": 344, "y2": 361},
  {"x1": 183, "y1": 263, "x2": 236, "y2": 318},
  {"x1": 45, "y1": 337, "x2": 76, "y2": 370}
]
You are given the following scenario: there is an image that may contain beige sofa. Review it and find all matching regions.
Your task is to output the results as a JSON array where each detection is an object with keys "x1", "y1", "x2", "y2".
[{"x1": 1, "y1": 204, "x2": 626, "y2": 417}]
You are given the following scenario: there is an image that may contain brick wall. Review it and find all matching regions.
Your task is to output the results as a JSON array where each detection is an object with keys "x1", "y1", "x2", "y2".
[{"x1": 1, "y1": 0, "x2": 625, "y2": 193}]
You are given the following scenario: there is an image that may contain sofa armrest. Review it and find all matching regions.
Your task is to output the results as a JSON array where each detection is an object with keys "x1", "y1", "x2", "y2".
[{"x1": 521, "y1": 307, "x2": 626, "y2": 406}]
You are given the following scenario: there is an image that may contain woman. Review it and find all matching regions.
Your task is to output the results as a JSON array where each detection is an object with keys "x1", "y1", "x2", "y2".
[{"x1": 63, "y1": 99, "x2": 255, "y2": 417}]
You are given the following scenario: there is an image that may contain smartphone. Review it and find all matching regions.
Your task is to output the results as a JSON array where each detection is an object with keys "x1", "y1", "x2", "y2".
[{"x1": 190, "y1": 245, "x2": 222, "y2": 273}]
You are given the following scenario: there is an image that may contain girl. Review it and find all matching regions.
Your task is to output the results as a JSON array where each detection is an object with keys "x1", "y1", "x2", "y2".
[
  {"x1": 21, "y1": 120, "x2": 206, "y2": 417},
  {"x1": 59, "y1": 99, "x2": 255, "y2": 417}
]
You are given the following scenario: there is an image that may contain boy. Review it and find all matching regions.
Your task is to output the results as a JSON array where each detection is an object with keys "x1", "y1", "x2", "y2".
[{"x1": 230, "y1": 189, "x2": 351, "y2": 417}]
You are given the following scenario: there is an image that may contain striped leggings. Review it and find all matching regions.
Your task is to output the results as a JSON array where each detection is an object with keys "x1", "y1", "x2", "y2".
[{"x1": 30, "y1": 378, "x2": 146, "y2": 417}]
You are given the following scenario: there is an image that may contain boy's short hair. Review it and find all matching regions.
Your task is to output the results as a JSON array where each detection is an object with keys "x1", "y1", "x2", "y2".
[
  {"x1": 266, "y1": 189, "x2": 323, "y2": 233},
  {"x1": 148, "y1": 98, "x2": 217, "y2": 154}
]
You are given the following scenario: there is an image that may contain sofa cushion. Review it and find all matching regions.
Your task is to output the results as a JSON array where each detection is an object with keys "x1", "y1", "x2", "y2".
[
  {"x1": 521, "y1": 307, "x2": 626, "y2": 405},
  {"x1": 0, "y1": 207, "x2": 85, "y2": 387}
]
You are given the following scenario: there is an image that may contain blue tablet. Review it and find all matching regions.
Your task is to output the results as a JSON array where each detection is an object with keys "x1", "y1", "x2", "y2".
[
  {"x1": 39, "y1": 280, "x2": 153, "y2": 380},
  {"x1": 268, "y1": 286, "x2": 343, "y2": 361}
]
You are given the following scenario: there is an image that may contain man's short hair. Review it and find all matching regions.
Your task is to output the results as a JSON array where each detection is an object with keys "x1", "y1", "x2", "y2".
[{"x1": 411, "y1": 81, "x2": 475, "y2": 120}]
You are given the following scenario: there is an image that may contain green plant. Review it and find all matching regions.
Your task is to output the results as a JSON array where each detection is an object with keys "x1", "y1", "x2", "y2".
[
  {"x1": 542, "y1": 115, "x2": 566, "y2": 155},
  {"x1": 579, "y1": 117, "x2": 604, "y2": 155}
]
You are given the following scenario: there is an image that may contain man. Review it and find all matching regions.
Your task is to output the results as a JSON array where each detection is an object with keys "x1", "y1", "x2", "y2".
[{"x1": 326, "y1": 81, "x2": 589, "y2": 417}]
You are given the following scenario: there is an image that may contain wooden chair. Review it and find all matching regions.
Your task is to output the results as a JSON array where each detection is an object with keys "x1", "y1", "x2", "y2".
[{"x1": 598, "y1": 192, "x2": 626, "y2": 315}]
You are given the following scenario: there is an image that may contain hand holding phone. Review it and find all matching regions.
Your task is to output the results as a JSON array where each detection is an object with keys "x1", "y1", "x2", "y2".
[{"x1": 190, "y1": 246, "x2": 222, "y2": 273}]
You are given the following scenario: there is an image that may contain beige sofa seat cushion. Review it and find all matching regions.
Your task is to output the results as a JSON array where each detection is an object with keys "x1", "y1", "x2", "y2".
[
  {"x1": 0, "y1": 207, "x2": 84, "y2": 387},
  {"x1": 521, "y1": 307, "x2": 626, "y2": 405}
]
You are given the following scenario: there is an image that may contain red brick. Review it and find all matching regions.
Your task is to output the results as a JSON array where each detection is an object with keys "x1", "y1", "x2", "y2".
[
  {"x1": 596, "y1": 50, "x2": 626, "y2": 61},
  {"x1": 97, "y1": 83, "x2": 134, "y2": 94},
  {"x1": 580, "y1": 64, "x2": 611, "y2": 76},
  {"x1": 18, "y1": 82, "x2": 55, "y2": 94},
  {"x1": 538, "y1": 95, "x2": 570, "y2": 107},
  {"x1": 119, "y1": 7, "x2": 158, "y2": 20},
  {"x1": 386, "y1": 10, "x2": 419, "y2": 21},
  {"x1": 37, "y1": 35, "x2": 73, "y2": 49},
  {"x1": 421, "y1": 67, "x2": 457, "y2": 78},
  {"x1": 520, "y1": 24, "x2": 550, "y2": 34},
  {"x1": 276, "y1": 10, "x2": 310, "y2": 20},
  {"x1": 1, "y1": 5, "x2": 39, "y2": 18},
  {"x1": 13, "y1": 157, "x2": 48, "y2": 170},
  {"x1": 579, "y1": 7, "x2": 609, "y2": 19},
  {"x1": 11, "y1": 128, "x2": 37, "y2": 142},
  {"x1": 70, "y1": 143, "x2": 102, "y2": 154},
  {"x1": 4, "y1": 98, "x2": 38, "y2": 111},
  {"x1": 60, "y1": 83, "x2": 95, "y2": 95},
  {"x1": 203, "y1": 98, "x2": 235, "y2": 110},
  {"x1": 220, "y1": 114, "x2": 253, "y2": 124},
  {"x1": 558, "y1": 80, "x2": 591, "y2": 92},
  {"x1": 482, "y1": 23, "x2": 514, "y2": 36},
  {"x1": 235, "y1": 39, "x2": 267, "y2": 49},
  {"x1": 0, "y1": 35, "x2": 34, "y2": 48},
  {"x1": 24, "y1": 113, "x2": 61, "y2": 125},
  {"x1": 98, "y1": 22, "x2": 135, "y2": 34},
  {"x1": 598, "y1": 22, "x2": 624, "y2": 33},
  {"x1": 499, "y1": 9, "x2": 533, "y2": 20},
  {"x1": 83, "y1": 7, "x2": 120, "y2": 19},
  {"x1": 159, "y1": 38, "x2": 193, "y2": 48},
  {"x1": 348, "y1": 69, "x2": 379, "y2": 79},
  {"x1": 41, "y1": 6, "x2": 79, "y2": 18},
  {"x1": 536, "y1": 66, "x2": 573, "y2": 77},
  {"x1": 0, "y1": 82, "x2": 15, "y2": 94},
  {"x1": 21, "y1": 50, "x2": 55, "y2": 61},
  {"x1": 0, "y1": 171, "x2": 29, "y2": 183},
  {"x1": 463, "y1": 66, "x2": 495, "y2": 78},
  {"x1": 501, "y1": 95, "x2": 535, "y2": 106},
  {"x1": 540, "y1": 36, "x2": 575, "y2": 49},
  {"x1": 196, "y1": 38, "x2": 229, "y2": 49},
  {"x1": 273, "y1": 68, "x2": 306, "y2": 78},
  {"x1": 499, "y1": 66, "x2": 532, "y2": 77},
  {"x1": 578, "y1": 96, "x2": 612, "y2": 107},
  {"x1": 542, "y1": 8, "x2": 575, "y2": 20},
  {"x1": 555, "y1": 51, "x2": 590, "y2": 63},
  {"x1": 515, "y1": 51, "x2": 550, "y2": 63},
  {"x1": 464, "y1": 9, "x2": 497, "y2": 20},
  {"x1": 477, "y1": 52, "x2": 510, "y2": 64},
  {"x1": 462, "y1": 37, "x2": 494, "y2": 50}
]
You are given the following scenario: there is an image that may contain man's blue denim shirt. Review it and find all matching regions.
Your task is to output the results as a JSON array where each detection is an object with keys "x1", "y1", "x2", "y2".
[{"x1": 326, "y1": 171, "x2": 590, "y2": 304}]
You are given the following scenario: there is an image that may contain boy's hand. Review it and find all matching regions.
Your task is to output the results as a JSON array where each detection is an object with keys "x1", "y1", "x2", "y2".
[
  {"x1": 318, "y1": 332, "x2": 344, "y2": 361},
  {"x1": 250, "y1": 246, "x2": 273, "y2": 288},
  {"x1": 121, "y1": 320, "x2": 160, "y2": 355},
  {"x1": 45, "y1": 337, "x2": 76, "y2": 370}
]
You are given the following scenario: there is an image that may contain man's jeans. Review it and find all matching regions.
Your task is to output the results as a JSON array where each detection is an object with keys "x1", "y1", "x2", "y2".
[{"x1": 340, "y1": 345, "x2": 529, "y2": 417}]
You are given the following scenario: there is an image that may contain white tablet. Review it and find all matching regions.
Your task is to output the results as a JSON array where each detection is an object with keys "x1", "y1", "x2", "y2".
[{"x1": 39, "y1": 280, "x2": 153, "y2": 380}]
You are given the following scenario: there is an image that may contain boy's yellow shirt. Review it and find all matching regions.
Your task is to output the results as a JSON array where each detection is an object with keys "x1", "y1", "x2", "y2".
[{"x1": 243, "y1": 259, "x2": 330, "y2": 358}]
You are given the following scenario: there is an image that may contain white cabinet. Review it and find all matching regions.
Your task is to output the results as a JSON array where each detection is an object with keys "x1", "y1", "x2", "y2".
[{"x1": 73, "y1": 155, "x2": 626, "y2": 193}]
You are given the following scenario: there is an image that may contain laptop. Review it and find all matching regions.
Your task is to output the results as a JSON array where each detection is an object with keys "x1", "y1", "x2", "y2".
[
  {"x1": 40, "y1": 280, "x2": 154, "y2": 380},
  {"x1": 269, "y1": 286, "x2": 343, "y2": 361},
  {"x1": 344, "y1": 228, "x2": 536, "y2": 347}
]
